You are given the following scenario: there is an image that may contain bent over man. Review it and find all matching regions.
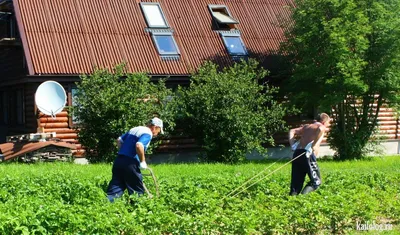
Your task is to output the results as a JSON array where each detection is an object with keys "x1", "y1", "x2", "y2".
[
  {"x1": 288, "y1": 113, "x2": 330, "y2": 195},
  {"x1": 106, "y1": 117, "x2": 163, "y2": 202}
]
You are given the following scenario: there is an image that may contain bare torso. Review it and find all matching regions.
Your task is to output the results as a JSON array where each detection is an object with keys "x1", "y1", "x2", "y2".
[{"x1": 291, "y1": 122, "x2": 326, "y2": 156}]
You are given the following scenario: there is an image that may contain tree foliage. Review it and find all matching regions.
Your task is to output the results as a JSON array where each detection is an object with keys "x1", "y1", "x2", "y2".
[
  {"x1": 282, "y1": 0, "x2": 400, "y2": 159},
  {"x1": 178, "y1": 59, "x2": 290, "y2": 162},
  {"x1": 73, "y1": 65, "x2": 177, "y2": 162}
]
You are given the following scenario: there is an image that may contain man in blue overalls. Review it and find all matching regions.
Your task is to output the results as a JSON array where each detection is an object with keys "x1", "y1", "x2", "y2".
[
  {"x1": 288, "y1": 113, "x2": 330, "y2": 195},
  {"x1": 106, "y1": 117, "x2": 163, "y2": 202}
]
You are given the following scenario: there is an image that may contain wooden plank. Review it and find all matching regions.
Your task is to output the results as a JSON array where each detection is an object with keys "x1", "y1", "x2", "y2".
[
  {"x1": 39, "y1": 117, "x2": 69, "y2": 123},
  {"x1": 55, "y1": 133, "x2": 78, "y2": 139},
  {"x1": 40, "y1": 123, "x2": 69, "y2": 128}
]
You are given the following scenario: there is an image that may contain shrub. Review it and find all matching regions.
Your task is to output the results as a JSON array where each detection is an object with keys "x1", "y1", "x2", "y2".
[
  {"x1": 178, "y1": 59, "x2": 290, "y2": 162},
  {"x1": 73, "y1": 64, "x2": 177, "y2": 162}
]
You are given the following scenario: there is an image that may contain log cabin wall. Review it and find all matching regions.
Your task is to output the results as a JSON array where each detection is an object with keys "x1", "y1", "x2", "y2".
[
  {"x1": 31, "y1": 82, "x2": 83, "y2": 157},
  {"x1": 3, "y1": 80, "x2": 399, "y2": 157}
]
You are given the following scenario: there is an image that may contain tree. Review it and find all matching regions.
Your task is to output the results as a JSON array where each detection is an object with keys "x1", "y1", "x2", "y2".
[
  {"x1": 178, "y1": 59, "x2": 290, "y2": 162},
  {"x1": 281, "y1": 0, "x2": 400, "y2": 159},
  {"x1": 73, "y1": 65, "x2": 177, "y2": 162}
]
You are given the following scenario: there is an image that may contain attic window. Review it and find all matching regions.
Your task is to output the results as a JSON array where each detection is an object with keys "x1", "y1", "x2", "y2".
[
  {"x1": 208, "y1": 5, "x2": 238, "y2": 30},
  {"x1": 221, "y1": 34, "x2": 247, "y2": 56},
  {"x1": 140, "y1": 3, "x2": 168, "y2": 28},
  {"x1": 0, "y1": 11, "x2": 17, "y2": 40},
  {"x1": 152, "y1": 32, "x2": 180, "y2": 56},
  {"x1": 140, "y1": 2, "x2": 180, "y2": 59}
]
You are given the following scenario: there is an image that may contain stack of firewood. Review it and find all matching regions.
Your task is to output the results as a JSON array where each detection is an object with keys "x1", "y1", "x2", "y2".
[{"x1": 19, "y1": 146, "x2": 73, "y2": 163}]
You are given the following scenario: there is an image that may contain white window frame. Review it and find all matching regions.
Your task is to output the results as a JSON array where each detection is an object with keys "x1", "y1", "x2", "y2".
[
  {"x1": 221, "y1": 34, "x2": 248, "y2": 56},
  {"x1": 69, "y1": 87, "x2": 80, "y2": 127},
  {"x1": 151, "y1": 32, "x2": 180, "y2": 56},
  {"x1": 208, "y1": 5, "x2": 238, "y2": 28},
  {"x1": 140, "y1": 2, "x2": 169, "y2": 28}
]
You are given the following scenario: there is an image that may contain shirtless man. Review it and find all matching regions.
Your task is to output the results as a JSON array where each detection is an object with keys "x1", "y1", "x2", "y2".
[{"x1": 288, "y1": 113, "x2": 330, "y2": 195}]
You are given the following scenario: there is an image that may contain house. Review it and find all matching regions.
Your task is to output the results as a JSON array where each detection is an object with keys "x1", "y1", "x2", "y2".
[
  {"x1": 1, "y1": 0, "x2": 399, "y2": 158},
  {"x1": 0, "y1": 0, "x2": 294, "y2": 155}
]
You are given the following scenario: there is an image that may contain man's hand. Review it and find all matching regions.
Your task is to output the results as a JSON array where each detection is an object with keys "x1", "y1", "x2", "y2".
[{"x1": 140, "y1": 161, "x2": 148, "y2": 169}]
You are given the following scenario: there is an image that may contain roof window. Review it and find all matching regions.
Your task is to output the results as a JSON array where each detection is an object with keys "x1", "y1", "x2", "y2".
[{"x1": 208, "y1": 5, "x2": 238, "y2": 30}]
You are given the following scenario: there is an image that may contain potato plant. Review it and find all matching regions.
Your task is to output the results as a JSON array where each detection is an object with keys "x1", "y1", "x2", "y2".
[{"x1": 0, "y1": 156, "x2": 398, "y2": 234}]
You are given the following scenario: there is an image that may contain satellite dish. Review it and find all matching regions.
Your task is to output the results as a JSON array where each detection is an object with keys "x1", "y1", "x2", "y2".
[{"x1": 35, "y1": 81, "x2": 67, "y2": 118}]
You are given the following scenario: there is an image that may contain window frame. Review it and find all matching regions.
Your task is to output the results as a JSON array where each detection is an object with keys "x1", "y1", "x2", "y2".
[
  {"x1": 151, "y1": 32, "x2": 180, "y2": 56},
  {"x1": 208, "y1": 4, "x2": 238, "y2": 29},
  {"x1": 140, "y1": 2, "x2": 169, "y2": 29},
  {"x1": 68, "y1": 85, "x2": 80, "y2": 128},
  {"x1": 221, "y1": 33, "x2": 248, "y2": 56}
]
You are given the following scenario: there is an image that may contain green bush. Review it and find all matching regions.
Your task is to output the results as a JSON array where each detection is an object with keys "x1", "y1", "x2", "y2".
[
  {"x1": 178, "y1": 59, "x2": 290, "y2": 162},
  {"x1": 73, "y1": 65, "x2": 177, "y2": 162}
]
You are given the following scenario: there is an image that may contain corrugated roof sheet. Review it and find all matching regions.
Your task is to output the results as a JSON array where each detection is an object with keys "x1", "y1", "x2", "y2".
[
  {"x1": 14, "y1": 0, "x2": 294, "y2": 75},
  {"x1": 0, "y1": 140, "x2": 76, "y2": 161}
]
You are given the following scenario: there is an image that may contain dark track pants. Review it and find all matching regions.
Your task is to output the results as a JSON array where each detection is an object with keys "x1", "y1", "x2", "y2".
[
  {"x1": 107, "y1": 154, "x2": 145, "y2": 202},
  {"x1": 289, "y1": 149, "x2": 321, "y2": 195}
]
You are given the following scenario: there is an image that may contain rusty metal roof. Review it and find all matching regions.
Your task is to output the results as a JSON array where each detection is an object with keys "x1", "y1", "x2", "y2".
[
  {"x1": 0, "y1": 140, "x2": 76, "y2": 161},
  {"x1": 13, "y1": 0, "x2": 293, "y2": 76}
]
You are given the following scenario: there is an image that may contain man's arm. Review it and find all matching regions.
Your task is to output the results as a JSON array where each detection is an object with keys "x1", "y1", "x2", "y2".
[
  {"x1": 312, "y1": 126, "x2": 326, "y2": 156},
  {"x1": 136, "y1": 143, "x2": 145, "y2": 162},
  {"x1": 288, "y1": 126, "x2": 303, "y2": 146},
  {"x1": 136, "y1": 133, "x2": 152, "y2": 163},
  {"x1": 117, "y1": 132, "x2": 128, "y2": 149}
]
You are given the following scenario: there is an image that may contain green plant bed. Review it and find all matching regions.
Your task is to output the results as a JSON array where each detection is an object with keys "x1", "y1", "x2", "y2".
[{"x1": 0, "y1": 156, "x2": 399, "y2": 234}]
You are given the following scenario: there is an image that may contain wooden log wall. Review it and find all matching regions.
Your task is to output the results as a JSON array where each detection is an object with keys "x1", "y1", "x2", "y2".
[
  {"x1": 39, "y1": 109, "x2": 399, "y2": 155},
  {"x1": 26, "y1": 82, "x2": 84, "y2": 157},
  {"x1": 39, "y1": 111, "x2": 84, "y2": 157},
  {"x1": 33, "y1": 85, "x2": 398, "y2": 155}
]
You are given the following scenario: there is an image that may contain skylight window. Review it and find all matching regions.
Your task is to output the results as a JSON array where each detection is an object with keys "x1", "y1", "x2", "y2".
[
  {"x1": 208, "y1": 5, "x2": 238, "y2": 30},
  {"x1": 140, "y1": 3, "x2": 168, "y2": 28},
  {"x1": 140, "y1": 2, "x2": 180, "y2": 59},
  {"x1": 221, "y1": 35, "x2": 247, "y2": 56},
  {"x1": 152, "y1": 32, "x2": 180, "y2": 56}
]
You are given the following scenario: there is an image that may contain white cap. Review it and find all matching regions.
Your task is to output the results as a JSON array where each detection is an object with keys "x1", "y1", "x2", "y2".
[{"x1": 150, "y1": 117, "x2": 164, "y2": 134}]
